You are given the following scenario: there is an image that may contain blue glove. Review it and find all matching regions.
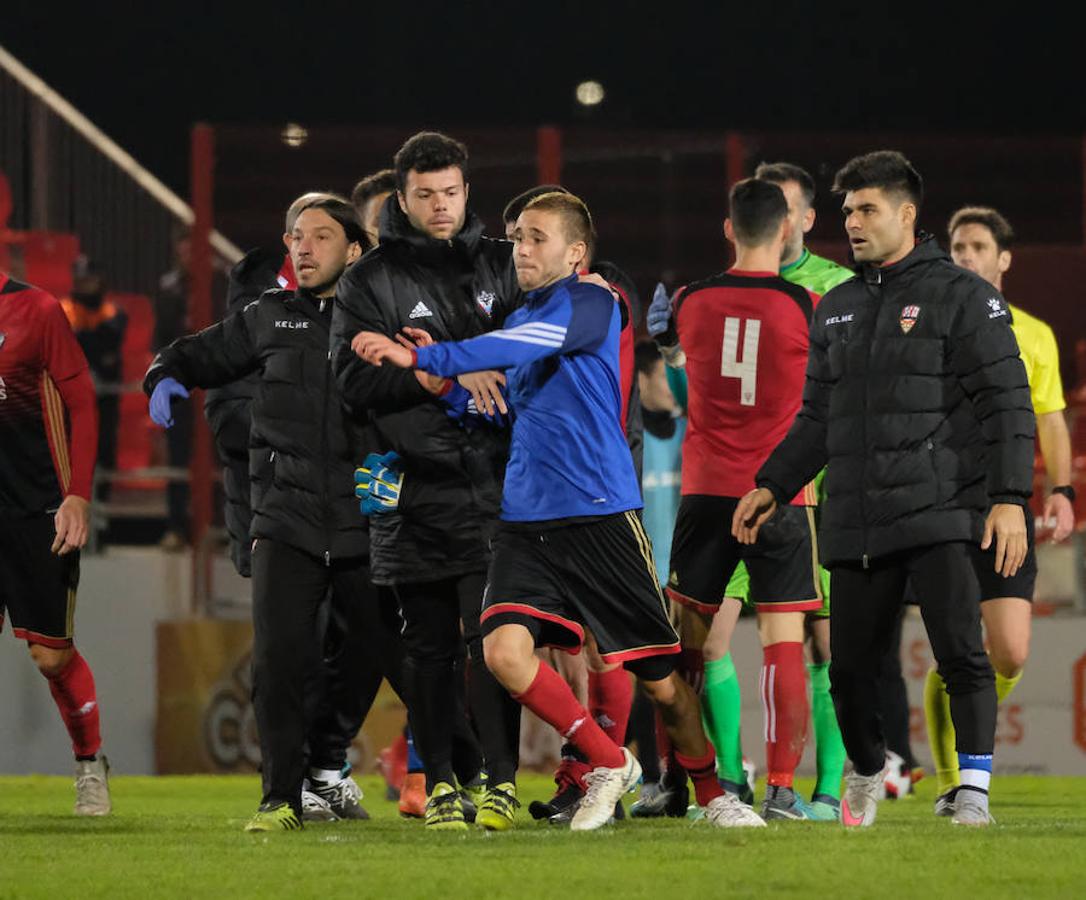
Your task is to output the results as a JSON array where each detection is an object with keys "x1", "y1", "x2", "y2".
[
  {"x1": 647, "y1": 282, "x2": 684, "y2": 366},
  {"x1": 354, "y1": 451, "x2": 404, "y2": 516},
  {"x1": 149, "y1": 377, "x2": 190, "y2": 428},
  {"x1": 646, "y1": 282, "x2": 673, "y2": 338}
]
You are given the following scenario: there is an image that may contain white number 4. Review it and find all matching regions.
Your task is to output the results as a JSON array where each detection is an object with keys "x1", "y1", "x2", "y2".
[{"x1": 721, "y1": 317, "x2": 761, "y2": 406}]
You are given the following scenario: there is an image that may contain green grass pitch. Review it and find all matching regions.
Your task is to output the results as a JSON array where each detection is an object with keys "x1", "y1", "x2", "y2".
[{"x1": 2, "y1": 773, "x2": 1085, "y2": 898}]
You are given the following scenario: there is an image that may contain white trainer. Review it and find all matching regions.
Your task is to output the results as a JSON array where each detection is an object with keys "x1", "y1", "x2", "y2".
[
  {"x1": 311, "y1": 775, "x2": 369, "y2": 820},
  {"x1": 74, "y1": 755, "x2": 111, "y2": 816},
  {"x1": 841, "y1": 769, "x2": 884, "y2": 827},
  {"x1": 951, "y1": 789, "x2": 994, "y2": 827},
  {"x1": 301, "y1": 789, "x2": 338, "y2": 822},
  {"x1": 570, "y1": 747, "x2": 641, "y2": 832},
  {"x1": 704, "y1": 793, "x2": 767, "y2": 828},
  {"x1": 883, "y1": 750, "x2": 913, "y2": 799}
]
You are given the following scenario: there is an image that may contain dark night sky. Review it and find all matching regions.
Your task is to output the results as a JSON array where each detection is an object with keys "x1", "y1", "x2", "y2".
[{"x1": 3, "y1": 1, "x2": 1074, "y2": 195}]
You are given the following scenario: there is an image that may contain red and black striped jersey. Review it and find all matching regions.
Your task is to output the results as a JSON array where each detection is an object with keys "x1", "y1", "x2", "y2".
[
  {"x1": 674, "y1": 269, "x2": 818, "y2": 503},
  {"x1": 0, "y1": 273, "x2": 98, "y2": 516}
]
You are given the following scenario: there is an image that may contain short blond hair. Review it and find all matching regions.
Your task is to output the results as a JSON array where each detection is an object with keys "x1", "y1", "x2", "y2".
[{"x1": 522, "y1": 191, "x2": 596, "y2": 249}]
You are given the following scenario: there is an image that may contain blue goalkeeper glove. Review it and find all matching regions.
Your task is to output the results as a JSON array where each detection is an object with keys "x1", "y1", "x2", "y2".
[
  {"x1": 354, "y1": 451, "x2": 404, "y2": 516},
  {"x1": 646, "y1": 282, "x2": 674, "y2": 338},
  {"x1": 647, "y1": 282, "x2": 685, "y2": 367},
  {"x1": 149, "y1": 377, "x2": 190, "y2": 428}
]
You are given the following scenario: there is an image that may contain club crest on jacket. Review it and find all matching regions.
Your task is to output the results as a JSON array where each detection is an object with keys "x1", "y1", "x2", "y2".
[
  {"x1": 900, "y1": 305, "x2": 920, "y2": 334},
  {"x1": 476, "y1": 290, "x2": 495, "y2": 316}
]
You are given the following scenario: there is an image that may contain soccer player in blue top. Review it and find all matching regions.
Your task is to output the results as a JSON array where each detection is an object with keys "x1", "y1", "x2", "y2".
[{"x1": 353, "y1": 191, "x2": 764, "y2": 831}]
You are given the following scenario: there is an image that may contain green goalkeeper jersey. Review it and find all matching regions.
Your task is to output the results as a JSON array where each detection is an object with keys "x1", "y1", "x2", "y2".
[{"x1": 779, "y1": 248, "x2": 852, "y2": 296}]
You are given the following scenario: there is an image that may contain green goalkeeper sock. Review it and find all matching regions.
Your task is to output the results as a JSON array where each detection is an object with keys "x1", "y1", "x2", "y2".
[
  {"x1": 808, "y1": 661, "x2": 846, "y2": 801},
  {"x1": 996, "y1": 669, "x2": 1022, "y2": 703},
  {"x1": 924, "y1": 667, "x2": 959, "y2": 795},
  {"x1": 701, "y1": 653, "x2": 745, "y2": 785}
]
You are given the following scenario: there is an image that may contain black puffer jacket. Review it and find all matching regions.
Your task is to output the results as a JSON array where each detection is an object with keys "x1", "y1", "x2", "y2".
[
  {"x1": 331, "y1": 197, "x2": 520, "y2": 585},
  {"x1": 145, "y1": 286, "x2": 371, "y2": 563},
  {"x1": 757, "y1": 236, "x2": 1035, "y2": 567},
  {"x1": 203, "y1": 247, "x2": 283, "y2": 576}
]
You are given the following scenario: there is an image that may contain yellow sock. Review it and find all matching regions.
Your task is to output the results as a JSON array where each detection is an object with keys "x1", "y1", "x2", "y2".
[
  {"x1": 923, "y1": 668, "x2": 959, "y2": 795},
  {"x1": 996, "y1": 669, "x2": 1022, "y2": 703}
]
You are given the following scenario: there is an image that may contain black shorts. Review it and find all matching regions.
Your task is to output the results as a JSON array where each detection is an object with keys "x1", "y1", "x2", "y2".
[
  {"x1": 0, "y1": 514, "x2": 80, "y2": 648},
  {"x1": 971, "y1": 512, "x2": 1037, "y2": 602},
  {"x1": 480, "y1": 511, "x2": 680, "y2": 670},
  {"x1": 666, "y1": 495, "x2": 821, "y2": 615}
]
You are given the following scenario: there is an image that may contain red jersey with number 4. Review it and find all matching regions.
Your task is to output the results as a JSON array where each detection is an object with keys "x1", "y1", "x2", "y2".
[
  {"x1": 674, "y1": 269, "x2": 818, "y2": 503},
  {"x1": 0, "y1": 273, "x2": 98, "y2": 516}
]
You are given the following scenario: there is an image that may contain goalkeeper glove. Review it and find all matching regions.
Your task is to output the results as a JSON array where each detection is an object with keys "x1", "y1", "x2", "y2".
[
  {"x1": 647, "y1": 282, "x2": 685, "y2": 368},
  {"x1": 354, "y1": 451, "x2": 404, "y2": 516}
]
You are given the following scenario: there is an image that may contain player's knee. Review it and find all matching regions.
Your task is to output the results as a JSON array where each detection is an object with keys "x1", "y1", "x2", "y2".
[
  {"x1": 807, "y1": 617, "x2": 831, "y2": 665},
  {"x1": 582, "y1": 643, "x2": 610, "y2": 674},
  {"x1": 757, "y1": 610, "x2": 805, "y2": 645},
  {"x1": 702, "y1": 630, "x2": 728, "y2": 661},
  {"x1": 28, "y1": 643, "x2": 73, "y2": 678},
  {"x1": 989, "y1": 640, "x2": 1028, "y2": 680},
  {"x1": 482, "y1": 631, "x2": 529, "y2": 683},
  {"x1": 638, "y1": 671, "x2": 681, "y2": 708}
]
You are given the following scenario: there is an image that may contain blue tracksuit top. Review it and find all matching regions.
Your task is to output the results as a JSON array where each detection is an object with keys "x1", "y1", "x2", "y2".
[{"x1": 413, "y1": 273, "x2": 642, "y2": 522}]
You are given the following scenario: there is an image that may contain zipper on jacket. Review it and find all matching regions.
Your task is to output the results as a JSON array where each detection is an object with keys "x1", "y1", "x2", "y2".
[
  {"x1": 316, "y1": 298, "x2": 333, "y2": 566},
  {"x1": 858, "y1": 270, "x2": 882, "y2": 568}
]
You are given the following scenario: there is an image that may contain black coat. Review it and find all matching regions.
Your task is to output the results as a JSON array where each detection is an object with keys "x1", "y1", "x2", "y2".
[
  {"x1": 203, "y1": 247, "x2": 283, "y2": 576},
  {"x1": 757, "y1": 236, "x2": 1035, "y2": 567},
  {"x1": 145, "y1": 286, "x2": 371, "y2": 563},
  {"x1": 331, "y1": 197, "x2": 520, "y2": 585}
]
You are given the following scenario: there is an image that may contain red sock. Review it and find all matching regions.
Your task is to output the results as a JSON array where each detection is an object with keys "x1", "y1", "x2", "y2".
[
  {"x1": 555, "y1": 756, "x2": 591, "y2": 792},
  {"x1": 515, "y1": 663, "x2": 624, "y2": 769},
  {"x1": 45, "y1": 649, "x2": 102, "y2": 759},
  {"x1": 588, "y1": 667, "x2": 633, "y2": 746},
  {"x1": 675, "y1": 743, "x2": 724, "y2": 806},
  {"x1": 654, "y1": 711, "x2": 685, "y2": 786},
  {"x1": 760, "y1": 641, "x2": 808, "y2": 788}
]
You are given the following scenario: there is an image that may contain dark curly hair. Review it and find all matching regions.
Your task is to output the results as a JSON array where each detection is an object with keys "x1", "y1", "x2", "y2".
[{"x1": 393, "y1": 131, "x2": 468, "y2": 193}]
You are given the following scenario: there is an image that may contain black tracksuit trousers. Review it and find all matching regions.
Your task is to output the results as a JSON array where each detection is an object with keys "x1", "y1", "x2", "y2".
[
  {"x1": 306, "y1": 584, "x2": 406, "y2": 773},
  {"x1": 251, "y1": 538, "x2": 403, "y2": 814},
  {"x1": 875, "y1": 606, "x2": 917, "y2": 769},
  {"x1": 394, "y1": 572, "x2": 522, "y2": 792},
  {"x1": 829, "y1": 541, "x2": 996, "y2": 777}
]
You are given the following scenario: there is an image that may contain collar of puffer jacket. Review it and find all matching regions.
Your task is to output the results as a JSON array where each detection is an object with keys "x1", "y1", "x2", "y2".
[
  {"x1": 859, "y1": 232, "x2": 949, "y2": 284},
  {"x1": 376, "y1": 193, "x2": 486, "y2": 264}
]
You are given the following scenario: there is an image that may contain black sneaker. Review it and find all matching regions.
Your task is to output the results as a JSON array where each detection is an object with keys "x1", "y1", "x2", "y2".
[
  {"x1": 310, "y1": 775, "x2": 369, "y2": 820},
  {"x1": 934, "y1": 787, "x2": 958, "y2": 817},
  {"x1": 529, "y1": 781, "x2": 583, "y2": 821},
  {"x1": 630, "y1": 779, "x2": 689, "y2": 818}
]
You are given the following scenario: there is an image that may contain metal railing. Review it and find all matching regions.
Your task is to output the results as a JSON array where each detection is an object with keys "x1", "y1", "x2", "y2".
[{"x1": 0, "y1": 43, "x2": 241, "y2": 295}]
